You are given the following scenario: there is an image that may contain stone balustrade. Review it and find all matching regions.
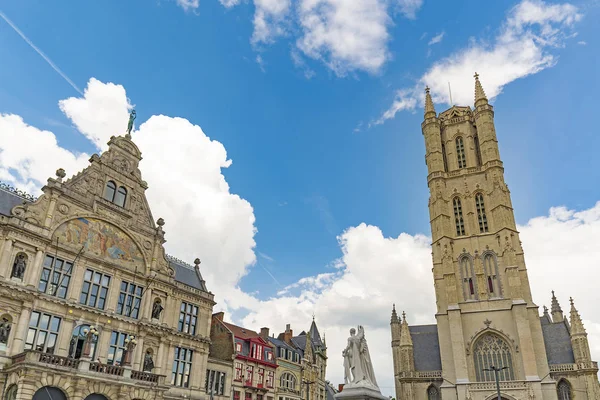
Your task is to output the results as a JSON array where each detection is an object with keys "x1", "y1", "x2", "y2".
[
  {"x1": 469, "y1": 381, "x2": 527, "y2": 391},
  {"x1": 549, "y1": 362, "x2": 599, "y2": 373},
  {"x1": 397, "y1": 370, "x2": 442, "y2": 379}
]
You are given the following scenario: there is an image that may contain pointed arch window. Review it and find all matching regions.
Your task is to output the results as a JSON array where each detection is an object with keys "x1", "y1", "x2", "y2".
[
  {"x1": 114, "y1": 186, "x2": 127, "y2": 207},
  {"x1": 475, "y1": 193, "x2": 488, "y2": 233},
  {"x1": 104, "y1": 181, "x2": 116, "y2": 202},
  {"x1": 483, "y1": 253, "x2": 501, "y2": 297},
  {"x1": 427, "y1": 385, "x2": 439, "y2": 400},
  {"x1": 473, "y1": 134, "x2": 482, "y2": 166},
  {"x1": 460, "y1": 256, "x2": 477, "y2": 300},
  {"x1": 453, "y1": 197, "x2": 466, "y2": 236},
  {"x1": 456, "y1": 137, "x2": 466, "y2": 169},
  {"x1": 557, "y1": 380, "x2": 572, "y2": 400},
  {"x1": 441, "y1": 143, "x2": 448, "y2": 172},
  {"x1": 473, "y1": 333, "x2": 514, "y2": 382}
]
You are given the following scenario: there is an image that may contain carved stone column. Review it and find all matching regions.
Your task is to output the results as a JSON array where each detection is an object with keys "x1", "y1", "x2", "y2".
[
  {"x1": 0, "y1": 239, "x2": 14, "y2": 279},
  {"x1": 57, "y1": 317, "x2": 76, "y2": 357},
  {"x1": 11, "y1": 305, "x2": 31, "y2": 355},
  {"x1": 24, "y1": 248, "x2": 44, "y2": 288}
]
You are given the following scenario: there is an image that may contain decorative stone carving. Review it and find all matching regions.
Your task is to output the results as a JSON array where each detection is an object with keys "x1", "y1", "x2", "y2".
[
  {"x1": 11, "y1": 253, "x2": 27, "y2": 280},
  {"x1": 0, "y1": 316, "x2": 12, "y2": 344}
]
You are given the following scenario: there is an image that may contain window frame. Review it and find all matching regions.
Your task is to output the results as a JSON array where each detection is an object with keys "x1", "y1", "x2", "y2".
[
  {"x1": 38, "y1": 255, "x2": 73, "y2": 299},
  {"x1": 178, "y1": 301, "x2": 199, "y2": 335},
  {"x1": 266, "y1": 370, "x2": 274, "y2": 388},
  {"x1": 107, "y1": 331, "x2": 129, "y2": 366},
  {"x1": 455, "y1": 137, "x2": 467, "y2": 169},
  {"x1": 475, "y1": 193, "x2": 489, "y2": 233},
  {"x1": 206, "y1": 369, "x2": 226, "y2": 395},
  {"x1": 114, "y1": 186, "x2": 127, "y2": 207},
  {"x1": 453, "y1": 197, "x2": 466, "y2": 236},
  {"x1": 473, "y1": 333, "x2": 515, "y2": 382},
  {"x1": 235, "y1": 362, "x2": 243, "y2": 381},
  {"x1": 79, "y1": 269, "x2": 111, "y2": 310},
  {"x1": 104, "y1": 181, "x2": 117, "y2": 202},
  {"x1": 172, "y1": 347, "x2": 194, "y2": 388},
  {"x1": 116, "y1": 280, "x2": 143, "y2": 319},
  {"x1": 25, "y1": 311, "x2": 61, "y2": 354},
  {"x1": 557, "y1": 379, "x2": 572, "y2": 400},
  {"x1": 280, "y1": 373, "x2": 296, "y2": 390}
]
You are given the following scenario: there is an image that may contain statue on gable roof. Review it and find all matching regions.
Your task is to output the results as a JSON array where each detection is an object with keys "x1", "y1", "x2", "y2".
[{"x1": 126, "y1": 110, "x2": 136, "y2": 137}]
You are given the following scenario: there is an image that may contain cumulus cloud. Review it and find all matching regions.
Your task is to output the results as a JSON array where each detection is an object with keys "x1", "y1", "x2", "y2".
[
  {"x1": 377, "y1": 0, "x2": 582, "y2": 124},
  {"x1": 428, "y1": 31, "x2": 445, "y2": 46},
  {"x1": 396, "y1": 0, "x2": 424, "y2": 19},
  {"x1": 251, "y1": 0, "x2": 292, "y2": 44},
  {"x1": 176, "y1": 0, "x2": 200, "y2": 11}
]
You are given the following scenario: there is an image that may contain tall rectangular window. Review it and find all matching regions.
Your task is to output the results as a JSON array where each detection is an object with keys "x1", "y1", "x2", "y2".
[
  {"x1": 235, "y1": 362, "x2": 243, "y2": 381},
  {"x1": 79, "y1": 269, "x2": 111, "y2": 310},
  {"x1": 178, "y1": 302, "x2": 199, "y2": 334},
  {"x1": 257, "y1": 368, "x2": 264, "y2": 387},
  {"x1": 25, "y1": 311, "x2": 61, "y2": 353},
  {"x1": 246, "y1": 365, "x2": 253, "y2": 386},
  {"x1": 172, "y1": 347, "x2": 193, "y2": 387},
  {"x1": 116, "y1": 281, "x2": 143, "y2": 319},
  {"x1": 107, "y1": 331, "x2": 128, "y2": 365},
  {"x1": 475, "y1": 193, "x2": 489, "y2": 233},
  {"x1": 234, "y1": 391, "x2": 241, "y2": 400},
  {"x1": 456, "y1": 137, "x2": 467, "y2": 169},
  {"x1": 453, "y1": 197, "x2": 466, "y2": 236},
  {"x1": 38, "y1": 255, "x2": 73, "y2": 299},
  {"x1": 245, "y1": 394, "x2": 252, "y2": 400},
  {"x1": 205, "y1": 370, "x2": 226, "y2": 395},
  {"x1": 266, "y1": 371, "x2": 274, "y2": 388}
]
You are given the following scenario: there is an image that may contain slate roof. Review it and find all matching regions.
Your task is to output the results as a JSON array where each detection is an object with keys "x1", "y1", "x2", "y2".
[
  {"x1": 166, "y1": 255, "x2": 208, "y2": 292},
  {"x1": 222, "y1": 321, "x2": 261, "y2": 340},
  {"x1": 540, "y1": 318, "x2": 575, "y2": 364},
  {"x1": 0, "y1": 184, "x2": 32, "y2": 216},
  {"x1": 409, "y1": 324, "x2": 442, "y2": 371},
  {"x1": 269, "y1": 336, "x2": 297, "y2": 351}
]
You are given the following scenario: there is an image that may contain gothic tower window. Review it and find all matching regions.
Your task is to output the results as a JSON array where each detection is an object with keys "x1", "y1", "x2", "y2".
[
  {"x1": 473, "y1": 134, "x2": 482, "y2": 166},
  {"x1": 483, "y1": 253, "x2": 500, "y2": 296},
  {"x1": 557, "y1": 379, "x2": 572, "y2": 400},
  {"x1": 460, "y1": 256, "x2": 477, "y2": 300},
  {"x1": 473, "y1": 333, "x2": 514, "y2": 382},
  {"x1": 453, "y1": 197, "x2": 466, "y2": 236},
  {"x1": 441, "y1": 143, "x2": 448, "y2": 172},
  {"x1": 475, "y1": 193, "x2": 488, "y2": 233},
  {"x1": 427, "y1": 385, "x2": 439, "y2": 400},
  {"x1": 104, "y1": 181, "x2": 116, "y2": 202},
  {"x1": 456, "y1": 137, "x2": 466, "y2": 169}
]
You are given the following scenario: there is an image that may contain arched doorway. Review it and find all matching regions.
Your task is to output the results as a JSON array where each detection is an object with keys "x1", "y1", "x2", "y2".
[
  {"x1": 5, "y1": 384, "x2": 17, "y2": 400},
  {"x1": 69, "y1": 324, "x2": 98, "y2": 359},
  {"x1": 32, "y1": 386, "x2": 67, "y2": 400},
  {"x1": 84, "y1": 394, "x2": 109, "y2": 400}
]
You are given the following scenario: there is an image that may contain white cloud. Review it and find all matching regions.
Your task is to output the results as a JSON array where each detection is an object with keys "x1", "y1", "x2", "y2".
[
  {"x1": 396, "y1": 0, "x2": 424, "y2": 19},
  {"x1": 377, "y1": 0, "x2": 582, "y2": 124},
  {"x1": 176, "y1": 0, "x2": 200, "y2": 11},
  {"x1": 251, "y1": 0, "x2": 292, "y2": 44},
  {"x1": 578, "y1": 40, "x2": 587, "y2": 45},
  {"x1": 219, "y1": 0, "x2": 241, "y2": 7},
  {"x1": 59, "y1": 78, "x2": 132, "y2": 151},
  {"x1": 0, "y1": 114, "x2": 89, "y2": 194},
  {"x1": 428, "y1": 31, "x2": 445, "y2": 46},
  {"x1": 296, "y1": 0, "x2": 392, "y2": 76}
]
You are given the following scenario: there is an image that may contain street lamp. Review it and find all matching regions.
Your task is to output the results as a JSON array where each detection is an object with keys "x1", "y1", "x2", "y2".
[
  {"x1": 123, "y1": 335, "x2": 138, "y2": 366},
  {"x1": 483, "y1": 366, "x2": 508, "y2": 400}
]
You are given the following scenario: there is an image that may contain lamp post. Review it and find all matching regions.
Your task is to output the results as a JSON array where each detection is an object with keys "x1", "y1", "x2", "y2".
[
  {"x1": 123, "y1": 335, "x2": 138, "y2": 366},
  {"x1": 82, "y1": 325, "x2": 99, "y2": 358},
  {"x1": 483, "y1": 366, "x2": 508, "y2": 400}
]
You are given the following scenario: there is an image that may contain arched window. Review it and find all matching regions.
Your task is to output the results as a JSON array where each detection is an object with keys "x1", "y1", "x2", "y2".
[
  {"x1": 84, "y1": 395, "x2": 109, "y2": 400},
  {"x1": 453, "y1": 197, "x2": 465, "y2": 236},
  {"x1": 114, "y1": 186, "x2": 127, "y2": 207},
  {"x1": 5, "y1": 384, "x2": 17, "y2": 400},
  {"x1": 280, "y1": 373, "x2": 296, "y2": 390},
  {"x1": 456, "y1": 137, "x2": 466, "y2": 169},
  {"x1": 427, "y1": 385, "x2": 439, "y2": 400},
  {"x1": 441, "y1": 143, "x2": 448, "y2": 172},
  {"x1": 557, "y1": 380, "x2": 572, "y2": 400},
  {"x1": 473, "y1": 333, "x2": 514, "y2": 382},
  {"x1": 475, "y1": 193, "x2": 488, "y2": 233},
  {"x1": 104, "y1": 181, "x2": 116, "y2": 202},
  {"x1": 460, "y1": 256, "x2": 477, "y2": 300},
  {"x1": 33, "y1": 387, "x2": 67, "y2": 400},
  {"x1": 69, "y1": 324, "x2": 98, "y2": 360},
  {"x1": 473, "y1": 134, "x2": 482, "y2": 166},
  {"x1": 483, "y1": 253, "x2": 500, "y2": 297}
]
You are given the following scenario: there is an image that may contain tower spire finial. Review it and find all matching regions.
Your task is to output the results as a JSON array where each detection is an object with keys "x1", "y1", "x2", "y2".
[
  {"x1": 569, "y1": 297, "x2": 586, "y2": 334},
  {"x1": 551, "y1": 290, "x2": 564, "y2": 322},
  {"x1": 391, "y1": 304, "x2": 399, "y2": 323},
  {"x1": 474, "y1": 72, "x2": 488, "y2": 107},
  {"x1": 424, "y1": 86, "x2": 436, "y2": 119}
]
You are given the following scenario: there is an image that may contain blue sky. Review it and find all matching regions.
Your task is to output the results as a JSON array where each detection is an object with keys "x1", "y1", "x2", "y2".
[{"x1": 1, "y1": 0, "x2": 600, "y2": 390}]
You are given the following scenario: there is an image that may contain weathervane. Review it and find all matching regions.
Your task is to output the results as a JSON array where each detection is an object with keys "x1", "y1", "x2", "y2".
[{"x1": 126, "y1": 109, "x2": 136, "y2": 139}]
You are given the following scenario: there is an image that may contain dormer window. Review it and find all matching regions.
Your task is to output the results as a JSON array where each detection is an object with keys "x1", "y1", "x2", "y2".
[{"x1": 104, "y1": 181, "x2": 127, "y2": 207}]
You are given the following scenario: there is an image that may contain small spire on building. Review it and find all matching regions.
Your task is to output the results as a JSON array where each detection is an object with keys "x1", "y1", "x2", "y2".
[
  {"x1": 424, "y1": 86, "x2": 436, "y2": 119},
  {"x1": 550, "y1": 290, "x2": 564, "y2": 322},
  {"x1": 569, "y1": 297, "x2": 586, "y2": 334},
  {"x1": 543, "y1": 305, "x2": 549, "y2": 317},
  {"x1": 399, "y1": 311, "x2": 413, "y2": 346},
  {"x1": 391, "y1": 304, "x2": 399, "y2": 323},
  {"x1": 474, "y1": 72, "x2": 488, "y2": 107}
]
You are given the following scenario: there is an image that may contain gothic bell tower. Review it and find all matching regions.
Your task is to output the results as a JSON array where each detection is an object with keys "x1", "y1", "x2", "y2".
[{"x1": 423, "y1": 74, "x2": 556, "y2": 399}]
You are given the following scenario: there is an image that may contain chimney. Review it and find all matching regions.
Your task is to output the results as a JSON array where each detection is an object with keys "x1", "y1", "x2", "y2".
[
  {"x1": 214, "y1": 312, "x2": 224, "y2": 321},
  {"x1": 260, "y1": 327, "x2": 270, "y2": 340},
  {"x1": 338, "y1": 384, "x2": 345, "y2": 392},
  {"x1": 284, "y1": 324, "x2": 293, "y2": 343}
]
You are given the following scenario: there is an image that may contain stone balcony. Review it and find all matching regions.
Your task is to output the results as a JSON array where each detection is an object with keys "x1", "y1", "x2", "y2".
[
  {"x1": 549, "y1": 362, "x2": 599, "y2": 373},
  {"x1": 7, "y1": 350, "x2": 166, "y2": 386}
]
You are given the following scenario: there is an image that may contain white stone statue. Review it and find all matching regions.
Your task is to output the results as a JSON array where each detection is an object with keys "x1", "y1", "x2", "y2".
[{"x1": 342, "y1": 325, "x2": 378, "y2": 388}]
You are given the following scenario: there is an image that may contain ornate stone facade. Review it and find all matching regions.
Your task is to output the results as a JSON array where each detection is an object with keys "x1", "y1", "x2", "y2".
[
  {"x1": 390, "y1": 76, "x2": 600, "y2": 400},
  {"x1": 0, "y1": 132, "x2": 224, "y2": 399}
]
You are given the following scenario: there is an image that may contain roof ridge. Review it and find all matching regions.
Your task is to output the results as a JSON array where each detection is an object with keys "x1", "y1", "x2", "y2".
[
  {"x1": 165, "y1": 254, "x2": 195, "y2": 269},
  {"x1": 0, "y1": 182, "x2": 36, "y2": 202}
]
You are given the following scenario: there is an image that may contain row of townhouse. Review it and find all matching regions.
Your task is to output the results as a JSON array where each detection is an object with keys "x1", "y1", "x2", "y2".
[{"x1": 0, "y1": 123, "x2": 331, "y2": 400}]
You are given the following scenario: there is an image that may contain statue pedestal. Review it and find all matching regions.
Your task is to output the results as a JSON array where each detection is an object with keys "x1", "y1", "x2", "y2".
[{"x1": 334, "y1": 384, "x2": 387, "y2": 400}]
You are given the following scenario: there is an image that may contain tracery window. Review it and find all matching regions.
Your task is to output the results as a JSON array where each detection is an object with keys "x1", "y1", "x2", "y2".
[
  {"x1": 473, "y1": 134, "x2": 482, "y2": 166},
  {"x1": 280, "y1": 373, "x2": 297, "y2": 390},
  {"x1": 427, "y1": 385, "x2": 439, "y2": 400},
  {"x1": 456, "y1": 137, "x2": 466, "y2": 168},
  {"x1": 476, "y1": 193, "x2": 489, "y2": 233},
  {"x1": 441, "y1": 143, "x2": 448, "y2": 172},
  {"x1": 453, "y1": 197, "x2": 466, "y2": 236},
  {"x1": 473, "y1": 333, "x2": 514, "y2": 382},
  {"x1": 460, "y1": 256, "x2": 477, "y2": 300},
  {"x1": 557, "y1": 380, "x2": 572, "y2": 400},
  {"x1": 483, "y1": 253, "x2": 500, "y2": 297}
]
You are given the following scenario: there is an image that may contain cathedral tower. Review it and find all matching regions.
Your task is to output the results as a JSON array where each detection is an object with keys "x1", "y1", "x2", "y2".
[{"x1": 423, "y1": 74, "x2": 554, "y2": 399}]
